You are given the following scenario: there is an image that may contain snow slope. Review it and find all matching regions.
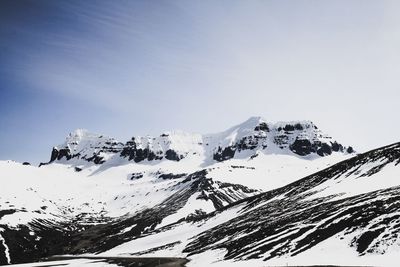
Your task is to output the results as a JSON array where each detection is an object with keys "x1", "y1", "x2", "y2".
[
  {"x1": 0, "y1": 160, "x2": 258, "y2": 264},
  {"x1": 0, "y1": 117, "x2": 357, "y2": 265},
  {"x1": 100, "y1": 142, "x2": 400, "y2": 267}
]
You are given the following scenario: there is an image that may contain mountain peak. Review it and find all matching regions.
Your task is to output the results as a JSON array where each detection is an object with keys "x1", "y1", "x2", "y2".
[
  {"x1": 45, "y1": 117, "x2": 354, "y2": 166},
  {"x1": 230, "y1": 117, "x2": 318, "y2": 134},
  {"x1": 64, "y1": 129, "x2": 101, "y2": 145},
  {"x1": 233, "y1": 116, "x2": 268, "y2": 130},
  {"x1": 242, "y1": 116, "x2": 266, "y2": 125},
  {"x1": 68, "y1": 128, "x2": 91, "y2": 138},
  {"x1": 46, "y1": 129, "x2": 122, "y2": 165}
]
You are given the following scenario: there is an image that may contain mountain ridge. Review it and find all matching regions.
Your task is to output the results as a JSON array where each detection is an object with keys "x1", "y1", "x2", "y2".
[
  {"x1": 45, "y1": 117, "x2": 354, "y2": 168},
  {"x1": 103, "y1": 141, "x2": 400, "y2": 266},
  {"x1": 6, "y1": 118, "x2": 395, "y2": 267}
]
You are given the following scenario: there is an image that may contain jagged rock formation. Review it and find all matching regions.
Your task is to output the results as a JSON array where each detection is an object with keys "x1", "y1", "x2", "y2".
[
  {"x1": 47, "y1": 129, "x2": 123, "y2": 165},
  {"x1": 47, "y1": 117, "x2": 353, "y2": 166}
]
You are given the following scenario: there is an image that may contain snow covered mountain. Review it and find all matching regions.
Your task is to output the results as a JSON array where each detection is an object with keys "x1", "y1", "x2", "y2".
[
  {"x1": 46, "y1": 117, "x2": 353, "y2": 167},
  {"x1": 6, "y1": 117, "x2": 399, "y2": 267},
  {"x1": 101, "y1": 142, "x2": 400, "y2": 267}
]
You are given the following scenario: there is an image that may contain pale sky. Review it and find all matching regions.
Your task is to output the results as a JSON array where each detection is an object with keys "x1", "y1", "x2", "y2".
[{"x1": 1, "y1": 0, "x2": 399, "y2": 163}]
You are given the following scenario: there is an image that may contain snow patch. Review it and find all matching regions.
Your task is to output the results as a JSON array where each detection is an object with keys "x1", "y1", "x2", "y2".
[{"x1": 0, "y1": 230, "x2": 11, "y2": 264}]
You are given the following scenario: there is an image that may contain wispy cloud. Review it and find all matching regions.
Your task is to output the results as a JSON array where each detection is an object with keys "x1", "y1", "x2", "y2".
[{"x1": 1, "y1": 0, "x2": 400, "y2": 163}]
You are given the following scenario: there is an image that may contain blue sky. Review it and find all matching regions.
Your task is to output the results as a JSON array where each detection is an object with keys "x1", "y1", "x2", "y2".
[{"x1": 1, "y1": 0, "x2": 399, "y2": 164}]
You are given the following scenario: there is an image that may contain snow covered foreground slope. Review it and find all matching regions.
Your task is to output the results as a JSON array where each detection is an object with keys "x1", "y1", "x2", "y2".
[
  {"x1": 0, "y1": 117, "x2": 369, "y2": 266},
  {"x1": 107, "y1": 142, "x2": 400, "y2": 267}
]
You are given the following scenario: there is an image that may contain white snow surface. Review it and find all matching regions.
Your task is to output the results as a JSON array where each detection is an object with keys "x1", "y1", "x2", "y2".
[
  {"x1": 0, "y1": 146, "x2": 347, "y2": 228},
  {"x1": 0, "y1": 116, "x2": 352, "y2": 227},
  {"x1": 0, "y1": 160, "x2": 193, "y2": 226},
  {"x1": 8, "y1": 259, "x2": 119, "y2": 266},
  {"x1": 6, "y1": 117, "x2": 398, "y2": 267},
  {"x1": 305, "y1": 156, "x2": 400, "y2": 201},
  {"x1": 206, "y1": 152, "x2": 350, "y2": 190},
  {"x1": 52, "y1": 116, "x2": 353, "y2": 169},
  {"x1": 101, "y1": 205, "x2": 245, "y2": 258}
]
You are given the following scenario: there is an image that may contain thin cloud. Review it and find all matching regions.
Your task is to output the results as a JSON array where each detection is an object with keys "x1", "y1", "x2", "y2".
[{"x1": 0, "y1": 0, "x2": 399, "y2": 163}]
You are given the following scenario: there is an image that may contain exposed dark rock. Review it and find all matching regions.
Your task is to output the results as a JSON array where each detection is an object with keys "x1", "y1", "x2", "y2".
[
  {"x1": 50, "y1": 147, "x2": 72, "y2": 162},
  {"x1": 49, "y1": 148, "x2": 59, "y2": 162},
  {"x1": 46, "y1": 256, "x2": 189, "y2": 266},
  {"x1": 274, "y1": 135, "x2": 289, "y2": 148},
  {"x1": 129, "y1": 173, "x2": 144, "y2": 180},
  {"x1": 317, "y1": 143, "x2": 332, "y2": 156},
  {"x1": 121, "y1": 138, "x2": 181, "y2": 162},
  {"x1": 331, "y1": 141, "x2": 343, "y2": 152},
  {"x1": 22, "y1": 162, "x2": 30, "y2": 165},
  {"x1": 193, "y1": 177, "x2": 258, "y2": 209},
  {"x1": 186, "y1": 209, "x2": 208, "y2": 222},
  {"x1": 120, "y1": 138, "x2": 138, "y2": 161},
  {"x1": 120, "y1": 139, "x2": 163, "y2": 163},
  {"x1": 0, "y1": 221, "x2": 67, "y2": 265},
  {"x1": 237, "y1": 137, "x2": 258, "y2": 151},
  {"x1": 74, "y1": 167, "x2": 82, "y2": 172},
  {"x1": 290, "y1": 139, "x2": 313, "y2": 156},
  {"x1": 134, "y1": 148, "x2": 151, "y2": 163},
  {"x1": 0, "y1": 250, "x2": 7, "y2": 265},
  {"x1": 213, "y1": 146, "x2": 236, "y2": 162},
  {"x1": 284, "y1": 124, "x2": 295, "y2": 131},
  {"x1": 354, "y1": 228, "x2": 386, "y2": 254},
  {"x1": 231, "y1": 165, "x2": 255, "y2": 170},
  {"x1": 86, "y1": 155, "x2": 105, "y2": 164},
  {"x1": 146, "y1": 149, "x2": 158, "y2": 161},
  {"x1": 254, "y1": 122, "x2": 269, "y2": 132},
  {"x1": 249, "y1": 153, "x2": 259, "y2": 159},
  {"x1": 294, "y1": 123, "x2": 304, "y2": 130},
  {"x1": 165, "y1": 149, "x2": 182, "y2": 161},
  {"x1": 290, "y1": 139, "x2": 347, "y2": 157},
  {"x1": 0, "y1": 209, "x2": 16, "y2": 219},
  {"x1": 158, "y1": 173, "x2": 187, "y2": 180},
  {"x1": 180, "y1": 170, "x2": 208, "y2": 184}
]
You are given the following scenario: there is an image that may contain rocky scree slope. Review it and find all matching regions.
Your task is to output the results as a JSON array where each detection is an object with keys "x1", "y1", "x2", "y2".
[{"x1": 100, "y1": 142, "x2": 400, "y2": 265}]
